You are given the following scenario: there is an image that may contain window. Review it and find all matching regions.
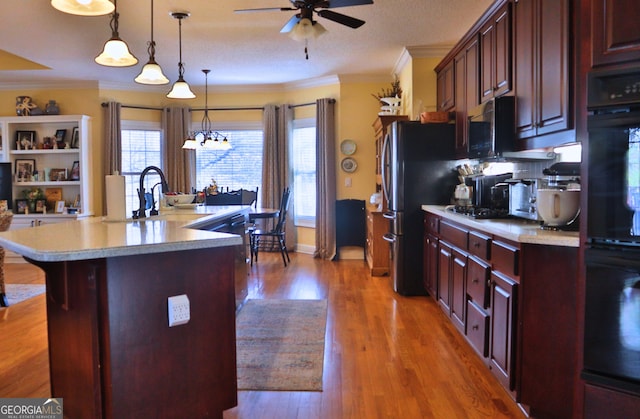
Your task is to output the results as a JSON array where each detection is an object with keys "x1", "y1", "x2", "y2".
[
  {"x1": 121, "y1": 121, "x2": 163, "y2": 217},
  {"x1": 291, "y1": 118, "x2": 316, "y2": 227},
  {"x1": 194, "y1": 123, "x2": 263, "y2": 200}
]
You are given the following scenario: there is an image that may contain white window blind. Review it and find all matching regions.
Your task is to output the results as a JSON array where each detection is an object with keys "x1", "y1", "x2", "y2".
[{"x1": 291, "y1": 119, "x2": 316, "y2": 227}]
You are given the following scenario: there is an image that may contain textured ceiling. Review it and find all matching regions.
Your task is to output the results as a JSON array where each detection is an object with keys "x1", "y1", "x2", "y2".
[{"x1": 0, "y1": 0, "x2": 494, "y2": 88}]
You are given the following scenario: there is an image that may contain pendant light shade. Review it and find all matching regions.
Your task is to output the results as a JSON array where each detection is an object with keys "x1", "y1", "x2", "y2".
[
  {"x1": 288, "y1": 18, "x2": 326, "y2": 41},
  {"x1": 95, "y1": 1, "x2": 137, "y2": 67},
  {"x1": 167, "y1": 12, "x2": 195, "y2": 99},
  {"x1": 51, "y1": 0, "x2": 114, "y2": 16},
  {"x1": 135, "y1": 0, "x2": 169, "y2": 85}
]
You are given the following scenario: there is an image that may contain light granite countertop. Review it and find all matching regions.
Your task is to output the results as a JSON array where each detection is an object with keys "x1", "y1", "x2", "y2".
[
  {"x1": 0, "y1": 205, "x2": 250, "y2": 262},
  {"x1": 422, "y1": 205, "x2": 580, "y2": 248}
]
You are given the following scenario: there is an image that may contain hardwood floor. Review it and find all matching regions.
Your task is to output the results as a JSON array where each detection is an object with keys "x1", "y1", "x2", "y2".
[{"x1": 0, "y1": 254, "x2": 525, "y2": 418}]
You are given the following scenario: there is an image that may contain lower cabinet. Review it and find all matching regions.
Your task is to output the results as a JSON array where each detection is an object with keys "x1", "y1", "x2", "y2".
[
  {"x1": 423, "y1": 210, "x2": 578, "y2": 417},
  {"x1": 366, "y1": 208, "x2": 389, "y2": 276}
]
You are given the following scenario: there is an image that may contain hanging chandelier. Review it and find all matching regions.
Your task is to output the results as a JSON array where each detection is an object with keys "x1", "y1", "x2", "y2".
[
  {"x1": 95, "y1": 0, "x2": 138, "y2": 67},
  {"x1": 167, "y1": 12, "x2": 196, "y2": 99},
  {"x1": 135, "y1": 0, "x2": 169, "y2": 85},
  {"x1": 183, "y1": 69, "x2": 231, "y2": 150}
]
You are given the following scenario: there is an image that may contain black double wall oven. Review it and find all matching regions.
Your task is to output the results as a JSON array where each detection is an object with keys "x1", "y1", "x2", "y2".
[{"x1": 584, "y1": 66, "x2": 640, "y2": 394}]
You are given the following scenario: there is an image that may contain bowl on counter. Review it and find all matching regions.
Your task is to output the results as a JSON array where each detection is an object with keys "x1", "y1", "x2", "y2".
[{"x1": 164, "y1": 193, "x2": 196, "y2": 206}]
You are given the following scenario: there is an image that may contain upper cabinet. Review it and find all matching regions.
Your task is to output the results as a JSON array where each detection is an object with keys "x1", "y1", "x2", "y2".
[
  {"x1": 480, "y1": 2, "x2": 512, "y2": 102},
  {"x1": 591, "y1": 0, "x2": 640, "y2": 68},
  {"x1": 514, "y1": 0, "x2": 572, "y2": 145},
  {"x1": 454, "y1": 35, "x2": 480, "y2": 158},
  {"x1": 437, "y1": 60, "x2": 455, "y2": 111}
]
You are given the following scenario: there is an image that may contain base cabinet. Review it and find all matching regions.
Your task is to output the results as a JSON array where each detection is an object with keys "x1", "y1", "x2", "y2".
[{"x1": 366, "y1": 208, "x2": 389, "y2": 276}]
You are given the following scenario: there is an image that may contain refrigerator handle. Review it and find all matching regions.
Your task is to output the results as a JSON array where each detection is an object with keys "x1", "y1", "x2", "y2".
[
  {"x1": 382, "y1": 211, "x2": 395, "y2": 220},
  {"x1": 381, "y1": 132, "x2": 390, "y2": 206},
  {"x1": 382, "y1": 233, "x2": 396, "y2": 243}
]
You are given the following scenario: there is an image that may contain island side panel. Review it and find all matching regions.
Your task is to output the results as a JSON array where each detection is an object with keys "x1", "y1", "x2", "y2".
[
  {"x1": 34, "y1": 246, "x2": 238, "y2": 419},
  {"x1": 102, "y1": 247, "x2": 237, "y2": 419}
]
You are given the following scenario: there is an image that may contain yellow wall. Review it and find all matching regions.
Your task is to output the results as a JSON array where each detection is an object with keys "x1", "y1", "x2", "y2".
[{"x1": 0, "y1": 58, "x2": 439, "y2": 253}]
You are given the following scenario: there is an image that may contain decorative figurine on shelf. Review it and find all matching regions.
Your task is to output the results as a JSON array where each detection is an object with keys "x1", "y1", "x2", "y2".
[
  {"x1": 15, "y1": 96, "x2": 40, "y2": 116},
  {"x1": 45, "y1": 100, "x2": 60, "y2": 115},
  {"x1": 371, "y1": 76, "x2": 403, "y2": 116}
]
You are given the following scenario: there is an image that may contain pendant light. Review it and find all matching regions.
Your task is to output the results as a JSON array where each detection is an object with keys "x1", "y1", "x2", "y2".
[
  {"x1": 183, "y1": 70, "x2": 231, "y2": 150},
  {"x1": 95, "y1": 0, "x2": 138, "y2": 67},
  {"x1": 135, "y1": 0, "x2": 169, "y2": 85},
  {"x1": 51, "y1": 0, "x2": 114, "y2": 16},
  {"x1": 167, "y1": 12, "x2": 195, "y2": 99}
]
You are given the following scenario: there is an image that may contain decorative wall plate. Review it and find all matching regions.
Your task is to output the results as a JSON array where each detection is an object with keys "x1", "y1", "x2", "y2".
[
  {"x1": 340, "y1": 139, "x2": 357, "y2": 155},
  {"x1": 341, "y1": 157, "x2": 357, "y2": 173}
]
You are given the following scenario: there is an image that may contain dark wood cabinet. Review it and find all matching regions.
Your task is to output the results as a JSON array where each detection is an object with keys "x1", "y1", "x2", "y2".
[
  {"x1": 591, "y1": 0, "x2": 640, "y2": 68},
  {"x1": 423, "y1": 233, "x2": 439, "y2": 297},
  {"x1": 451, "y1": 247, "x2": 468, "y2": 333},
  {"x1": 437, "y1": 60, "x2": 455, "y2": 111},
  {"x1": 584, "y1": 383, "x2": 640, "y2": 419},
  {"x1": 489, "y1": 269, "x2": 518, "y2": 392},
  {"x1": 514, "y1": 0, "x2": 572, "y2": 144},
  {"x1": 438, "y1": 241, "x2": 452, "y2": 313},
  {"x1": 454, "y1": 36, "x2": 480, "y2": 158},
  {"x1": 480, "y1": 2, "x2": 512, "y2": 102}
]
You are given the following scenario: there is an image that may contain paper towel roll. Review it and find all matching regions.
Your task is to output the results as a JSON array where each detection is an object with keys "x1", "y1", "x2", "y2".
[{"x1": 105, "y1": 174, "x2": 126, "y2": 220}]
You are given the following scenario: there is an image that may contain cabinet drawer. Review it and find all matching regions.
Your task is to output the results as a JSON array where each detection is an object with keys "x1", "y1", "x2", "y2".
[
  {"x1": 424, "y1": 213, "x2": 439, "y2": 235},
  {"x1": 467, "y1": 256, "x2": 490, "y2": 308},
  {"x1": 440, "y1": 220, "x2": 468, "y2": 250},
  {"x1": 468, "y1": 230, "x2": 491, "y2": 260},
  {"x1": 491, "y1": 240, "x2": 519, "y2": 277},
  {"x1": 466, "y1": 300, "x2": 489, "y2": 357}
]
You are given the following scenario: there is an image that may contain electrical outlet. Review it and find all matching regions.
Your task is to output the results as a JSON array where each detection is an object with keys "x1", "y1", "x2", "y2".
[{"x1": 168, "y1": 294, "x2": 190, "y2": 327}]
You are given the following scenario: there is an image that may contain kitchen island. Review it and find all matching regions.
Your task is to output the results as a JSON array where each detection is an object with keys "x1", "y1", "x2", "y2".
[{"x1": 0, "y1": 207, "x2": 248, "y2": 419}]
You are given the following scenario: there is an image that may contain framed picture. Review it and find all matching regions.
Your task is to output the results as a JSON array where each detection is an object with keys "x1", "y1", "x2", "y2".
[
  {"x1": 45, "y1": 187, "x2": 63, "y2": 211},
  {"x1": 71, "y1": 127, "x2": 79, "y2": 149},
  {"x1": 16, "y1": 131, "x2": 35, "y2": 150},
  {"x1": 70, "y1": 161, "x2": 80, "y2": 180},
  {"x1": 15, "y1": 199, "x2": 28, "y2": 214},
  {"x1": 55, "y1": 200, "x2": 65, "y2": 214},
  {"x1": 55, "y1": 129, "x2": 66, "y2": 142},
  {"x1": 35, "y1": 199, "x2": 46, "y2": 214},
  {"x1": 49, "y1": 168, "x2": 67, "y2": 182},
  {"x1": 15, "y1": 158, "x2": 36, "y2": 181}
]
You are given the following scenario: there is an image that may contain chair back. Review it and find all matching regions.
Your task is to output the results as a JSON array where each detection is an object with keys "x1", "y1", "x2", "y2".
[
  {"x1": 241, "y1": 187, "x2": 258, "y2": 207},
  {"x1": 273, "y1": 187, "x2": 291, "y2": 233}
]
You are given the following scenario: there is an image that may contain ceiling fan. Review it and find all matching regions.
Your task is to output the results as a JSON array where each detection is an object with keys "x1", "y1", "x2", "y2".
[{"x1": 235, "y1": 0, "x2": 373, "y2": 38}]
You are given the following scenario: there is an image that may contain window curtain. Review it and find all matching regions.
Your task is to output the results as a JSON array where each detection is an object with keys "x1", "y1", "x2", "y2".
[
  {"x1": 162, "y1": 106, "x2": 195, "y2": 193},
  {"x1": 262, "y1": 104, "x2": 295, "y2": 249},
  {"x1": 102, "y1": 101, "x2": 121, "y2": 215},
  {"x1": 313, "y1": 98, "x2": 337, "y2": 260}
]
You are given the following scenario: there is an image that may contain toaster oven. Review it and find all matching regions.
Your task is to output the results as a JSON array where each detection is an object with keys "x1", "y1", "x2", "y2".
[{"x1": 509, "y1": 179, "x2": 542, "y2": 221}]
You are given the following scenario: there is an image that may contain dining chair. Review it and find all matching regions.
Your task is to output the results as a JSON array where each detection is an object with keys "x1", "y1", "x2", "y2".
[
  {"x1": 241, "y1": 187, "x2": 258, "y2": 208},
  {"x1": 250, "y1": 187, "x2": 291, "y2": 267}
]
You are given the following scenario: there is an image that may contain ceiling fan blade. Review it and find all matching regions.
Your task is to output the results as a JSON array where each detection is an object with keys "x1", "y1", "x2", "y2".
[
  {"x1": 280, "y1": 15, "x2": 301, "y2": 33},
  {"x1": 327, "y1": 0, "x2": 373, "y2": 8},
  {"x1": 234, "y1": 7, "x2": 295, "y2": 13},
  {"x1": 317, "y1": 9, "x2": 365, "y2": 28}
]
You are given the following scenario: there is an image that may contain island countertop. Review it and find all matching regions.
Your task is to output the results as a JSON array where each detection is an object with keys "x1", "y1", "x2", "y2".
[
  {"x1": 422, "y1": 204, "x2": 580, "y2": 247},
  {"x1": 0, "y1": 205, "x2": 249, "y2": 262}
]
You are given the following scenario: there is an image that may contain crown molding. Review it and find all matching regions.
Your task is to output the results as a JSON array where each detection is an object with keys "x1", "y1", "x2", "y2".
[
  {"x1": 338, "y1": 74, "x2": 395, "y2": 84},
  {"x1": 0, "y1": 80, "x2": 98, "y2": 90},
  {"x1": 405, "y1": 44, "x2": 454, "y2": 58}
]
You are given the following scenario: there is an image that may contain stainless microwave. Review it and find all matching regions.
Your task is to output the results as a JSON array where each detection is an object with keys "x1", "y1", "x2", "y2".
[{"x1": 467, "y1": 96, "x2": 515, "y2": 159}]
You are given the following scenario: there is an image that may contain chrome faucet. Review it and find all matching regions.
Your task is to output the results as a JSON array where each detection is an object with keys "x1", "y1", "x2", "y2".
[{"x1": 134, "y1": 166, "x2": 169, "y2": 219}]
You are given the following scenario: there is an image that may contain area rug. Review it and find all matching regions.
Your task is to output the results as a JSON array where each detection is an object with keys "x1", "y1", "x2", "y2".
[
  {"x1": 236, "y1": 299, "x2": 328, "y2": 391},
  {"x1": 5, "y1": 284, "x2": 45, "y2": 306}
]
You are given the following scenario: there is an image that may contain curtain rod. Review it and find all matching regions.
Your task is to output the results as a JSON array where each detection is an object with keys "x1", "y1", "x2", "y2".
[{"x1": 101, "y1": 103, "x2": 264, "y2": 112}]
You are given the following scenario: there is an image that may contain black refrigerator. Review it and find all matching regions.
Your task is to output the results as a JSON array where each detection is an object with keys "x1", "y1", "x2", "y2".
[{"x1": 381, "y1": 121, "x2": 456, "y2": 296}]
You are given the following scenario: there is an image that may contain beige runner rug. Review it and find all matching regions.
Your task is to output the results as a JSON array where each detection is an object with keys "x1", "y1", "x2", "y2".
[{"x1": 236, "y1": 299, "x2": 328, "y2": 391}]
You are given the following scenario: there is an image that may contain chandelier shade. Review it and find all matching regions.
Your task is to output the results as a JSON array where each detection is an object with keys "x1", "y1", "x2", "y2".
[
  {"x1": 167, "y1": 12, "x2": 195, "y2": 99},
  {"x1": 288, "y1": 18, "x2": 326, "y2": 41},
  {"x1": 95, "y1": 1, "x2": 138, "y2": 67},
  {"x1": 135, "y1": 0, "x2": 169, "y2": 85},
  {"x1": 51, "y1": 0, "x2": 114, "y2": 16}
]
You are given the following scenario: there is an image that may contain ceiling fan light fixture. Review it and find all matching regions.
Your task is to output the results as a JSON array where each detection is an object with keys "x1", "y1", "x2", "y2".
[
  {"x1": 288, "y1": 18, "x2": 326, "y2": 41},
  {"x1": 51, "y1": 0, "x2": 114, "y2": 16}
]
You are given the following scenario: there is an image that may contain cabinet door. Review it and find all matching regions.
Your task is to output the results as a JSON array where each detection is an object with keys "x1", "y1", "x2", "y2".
[
  {"x1": 591, "y1": 0, "x2": 640, "y2": 67},
  {"x1": 514, "y1": 0, "x2": 570, "y2": 141},
  {"x1": 437, "y1": 61, "x2": 455, "y2": 111},
  {"x1": 438, "y1": 241, "x2": 452, "y2": 313},
  {"x1": 451, "y1": 247, "x2": 468, "y2": 332},
  {"x1": 480, "y1": 3, "x2": 512, "y2": 103},
  {"x1": 454, "y1": 36, "x2": 479, "y2": 158},
  {"x1": 489, "y1": 270, "x2": 518, "y2": 391},
  {"x1": 423, "y1": 233, "x2": 439, "y2": 298}
]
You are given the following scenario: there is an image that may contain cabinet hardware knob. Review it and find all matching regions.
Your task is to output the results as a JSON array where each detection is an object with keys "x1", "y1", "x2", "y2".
[
  {"x1": 472, "y1": 278, "x2": 479, "y2": 283},
  {"x1": 472, "y1": 325, "x2": 479, "y2": 330}
]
